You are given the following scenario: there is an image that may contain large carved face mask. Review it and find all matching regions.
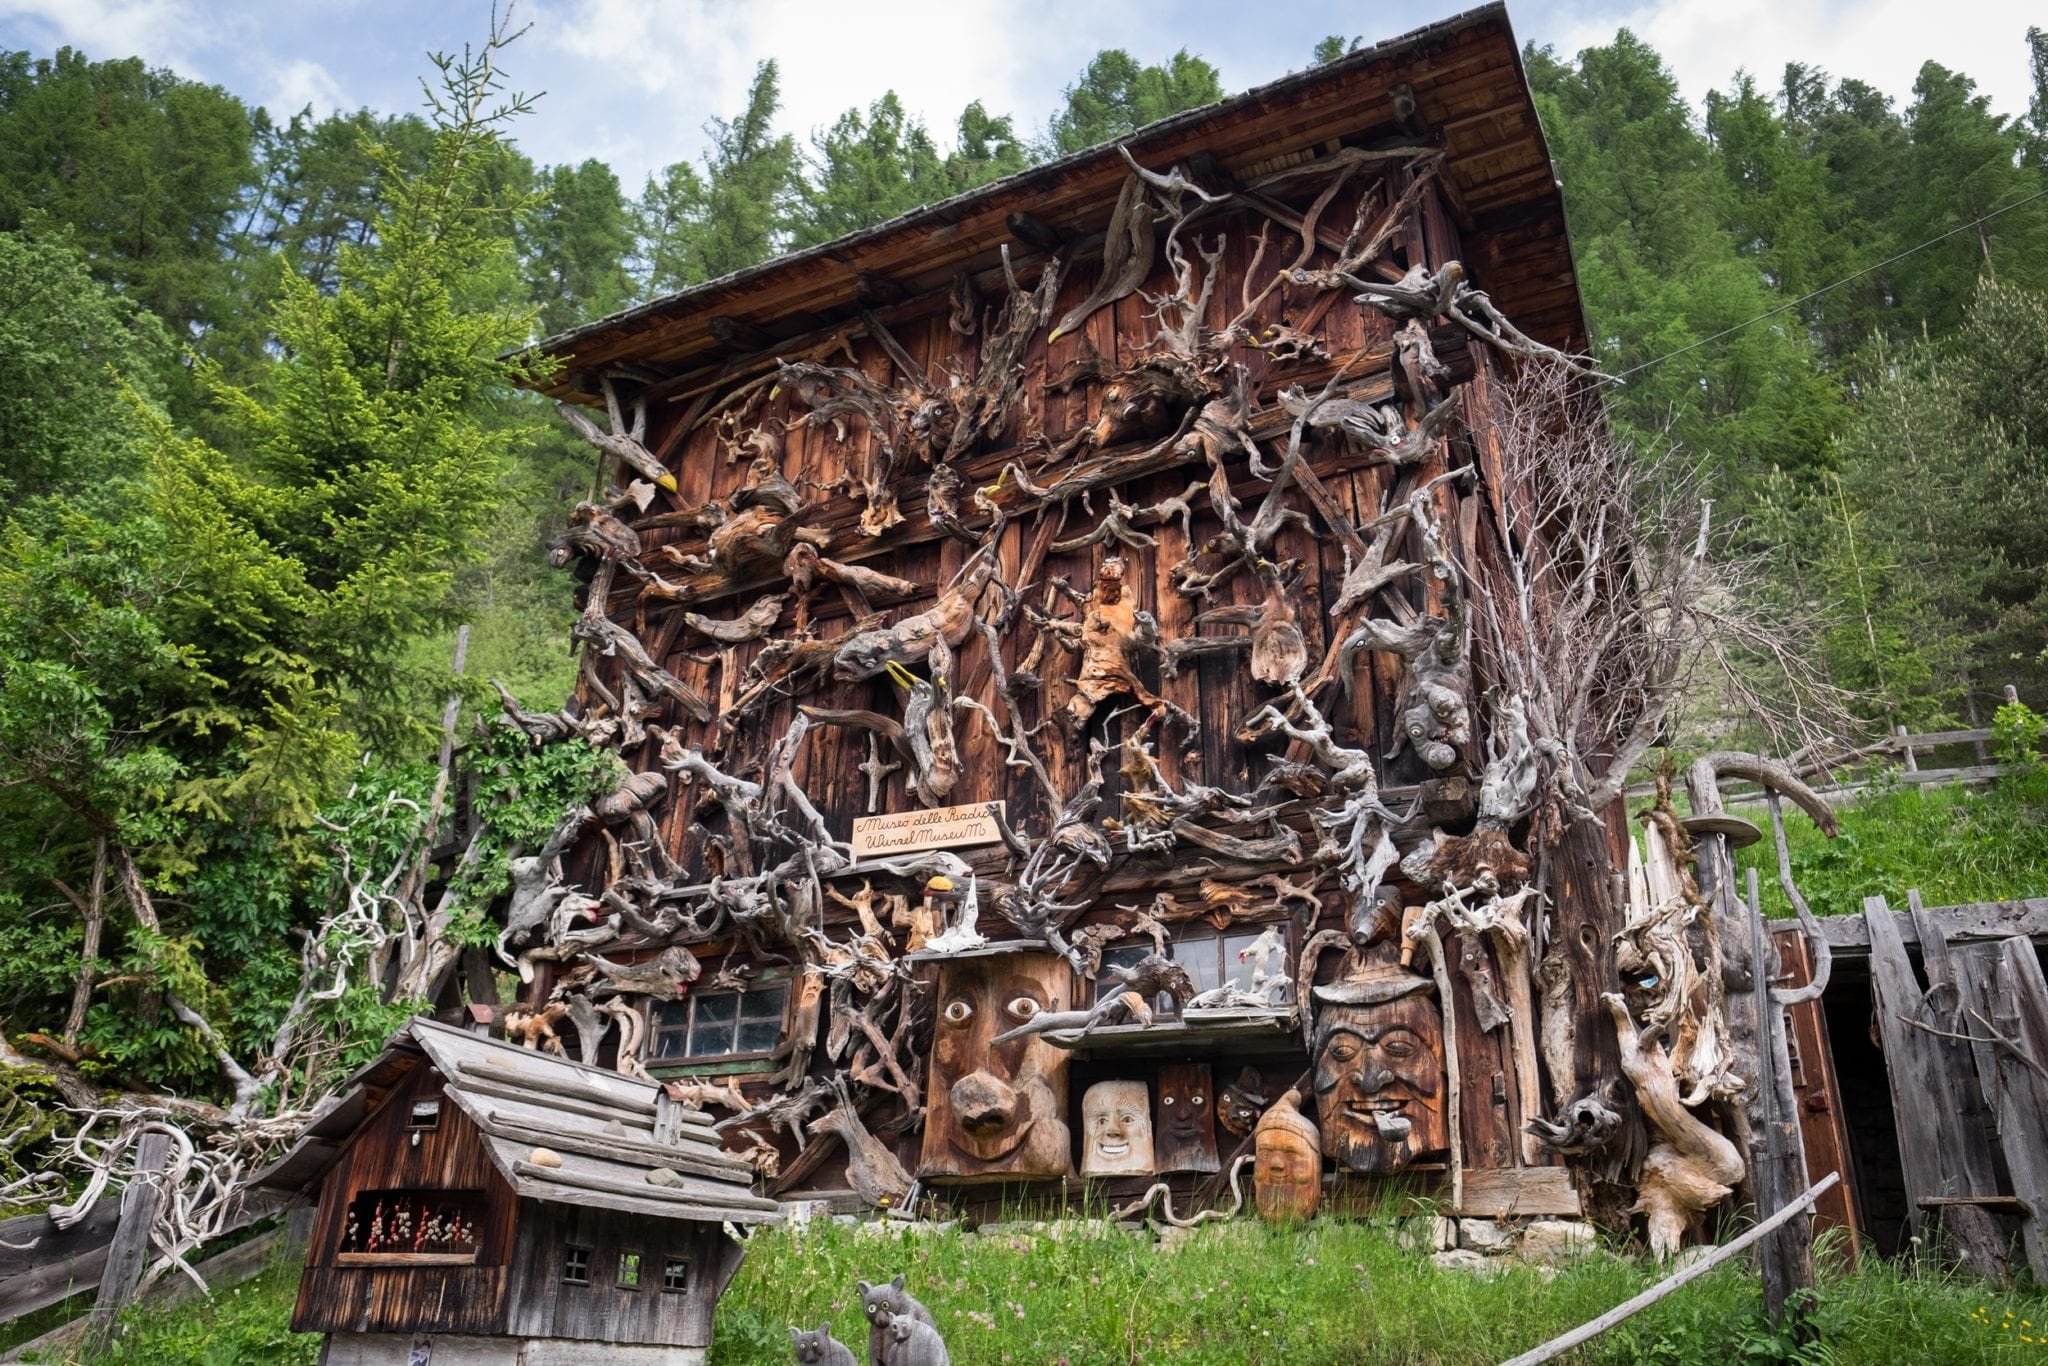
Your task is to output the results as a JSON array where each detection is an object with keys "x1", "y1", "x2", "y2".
[
  {"x1": 1310, "y1": 978, "x2": 1447, "y2": 1173},
  {"x1": 918, "y1": 953, "x2": 1073, "y2": 1182},
  {"x1": 1081, "y1": 1080, "x2": 1153, "y2": 1177}
]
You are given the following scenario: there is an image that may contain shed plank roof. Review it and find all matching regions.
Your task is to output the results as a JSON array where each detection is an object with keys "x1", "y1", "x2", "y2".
[{"x1": 256, "y1": 1018, "x2": 781, "y2": 1225}]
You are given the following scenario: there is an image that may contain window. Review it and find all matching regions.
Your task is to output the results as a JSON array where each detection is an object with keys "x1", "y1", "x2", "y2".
[
  {"x1": 617, "y1": 1251, "x2": 641, "y2": 1289},
  {"x1": 662, "y1": 1257, "x2": 689, "y2": 1292},
  {"x1": 563, "y1": 1247, "x2": 590, "y2": 1285},
  {"x1": 651, "y1": 983, "x2": 789, "y2": 1061},
  {"x1": 407, "y1": 1099, "x2": 441, "y2": 1130},
  {"x1": 1097, "y1": 928, "x2": 1278, "y2": 1010},
  {"x1": 338, "y1": 1189, "x2": 484, "y2": 1263}
]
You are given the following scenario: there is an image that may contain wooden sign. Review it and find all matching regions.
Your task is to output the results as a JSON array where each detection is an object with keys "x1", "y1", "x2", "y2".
[{"x1": 851, "y1": 802, "x2": 1005, "y2": 858}]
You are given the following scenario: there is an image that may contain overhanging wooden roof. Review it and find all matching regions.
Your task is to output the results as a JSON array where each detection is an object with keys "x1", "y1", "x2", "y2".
[
  {"x1": 256, "y1": 1018, "x2": 783, "y2": 1225},
  {"x1": 528, "y1": 2, "x2": 1581, "y2": 406}
]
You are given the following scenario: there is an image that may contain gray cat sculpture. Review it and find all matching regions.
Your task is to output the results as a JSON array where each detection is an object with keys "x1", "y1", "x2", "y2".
[
  {"x1": 885, "y1": 1315, "x2": 951, "y2": 1366},
  {"x1": 789, "y1": 1321, "x2": 857, "y2": 1365},
  {"x1": 858, "y1": 1275, "x2": 938, "y2": 1365}
]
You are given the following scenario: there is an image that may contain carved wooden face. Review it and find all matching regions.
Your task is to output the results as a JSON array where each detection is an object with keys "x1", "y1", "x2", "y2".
[
  {"x1": 1311, "y1": 992, "x2": 1448, "y2": 1173},
  {"x1": 1080, "y1": 1080, "x2": 1153, "y2": 1177},
  {"x1": 1216, "y1": 1069, "x2": 1266, "y2": 1139},
  {"x1": 1252, "y1": 1092, "x2": 1321, "y2": 1223},
  {"x1": 918, "y1": 953, "x2": 1073, "y2": 1183},
  {"x1": 1154, "y1": 1063, "x2": 1219, "y2": 1173}
]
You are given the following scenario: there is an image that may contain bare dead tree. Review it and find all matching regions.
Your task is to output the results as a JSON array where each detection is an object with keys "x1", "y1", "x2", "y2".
[{"x1": 1470, "y1": 360, "x2": 1857, "y2": 819}]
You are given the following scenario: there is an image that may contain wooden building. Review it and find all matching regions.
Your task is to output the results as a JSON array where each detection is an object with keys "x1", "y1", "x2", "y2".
[
  {"x1": 257, "y1": 1018, "x2": 781, "y2": 1365},
  {"x1": 492, "y1": 0, "x2": 1758, "y2": 1251}
]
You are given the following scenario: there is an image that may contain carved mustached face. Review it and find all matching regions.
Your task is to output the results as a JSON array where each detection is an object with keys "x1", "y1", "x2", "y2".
[
  {"x1": 1081, "y1": 1080, "x2": 1153, "y2": 1176},
  {"x1": 1311, "y1": 994, "x2": 1448, "y2": 1173},
  {"x1": 919, "y1": 954, "x2": 1073, "y2": 1181}
]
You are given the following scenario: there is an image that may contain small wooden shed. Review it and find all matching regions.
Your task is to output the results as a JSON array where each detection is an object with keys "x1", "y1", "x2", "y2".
[{"x1": 258, "y1": 1017, "x2": 781, "y2": 1365}]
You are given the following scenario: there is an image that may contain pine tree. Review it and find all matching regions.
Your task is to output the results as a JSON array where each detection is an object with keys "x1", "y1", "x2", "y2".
[
  {"x1": 635, "y1": 61, "x2": 798, "y2": 292},
  {"x1": 524, "y1": 158, "x2": 636, "y2": 335},
  {"x1": 0, "y1": 232, "x2": 173, "y2": 503},
  {"x1": 1048, "y1": 49, "x2": 1224, "y2": 155},
  {"x1": 792, "y1": 91, "x2": 950, "y2": 247},
  {"x1": 1891, "y1": 62, "x2": 2048, "y2": 331},
  {"x1": 0, "y1": 48, "x2": 257, "y2": 344},
  {"x1": 1528, "y1": 34, "x2": 1845, "y2": 486}
]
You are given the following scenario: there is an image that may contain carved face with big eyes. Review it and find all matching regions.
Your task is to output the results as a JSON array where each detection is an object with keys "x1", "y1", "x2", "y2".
[
  {"x1": 1311, "y1": 994, "x2": 1447, "y2": 1173},
  {"x1": 1151, "y1": 1063, "x2": 1220, "y2": 1172},
  {"x1": 930, "y1": 965, "x2": 1066, "y2": 1166}
]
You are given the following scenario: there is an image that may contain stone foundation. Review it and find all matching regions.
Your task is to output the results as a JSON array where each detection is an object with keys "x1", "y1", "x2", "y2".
[{"x1": 319, "y1": 1334, "x2": 707, "y2": 1366}]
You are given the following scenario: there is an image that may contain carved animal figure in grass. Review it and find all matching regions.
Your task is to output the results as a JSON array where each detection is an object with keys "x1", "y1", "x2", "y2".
[
  {"x1": 788, "y1": 1322, "x2": 856, "y2": 1366},
  {"x1": 885, "y1": 1315, "x2": 951, "y2": 1366},
  {"x1": 858, "y1": 1275, "x2": 939, "y2": 1365}
]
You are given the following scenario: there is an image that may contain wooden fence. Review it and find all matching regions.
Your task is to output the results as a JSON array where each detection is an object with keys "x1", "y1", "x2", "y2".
[
  {"x1": 0, "y1": 1160, "x2": 292, "y2": 1349},
  {"x1": 1859, "y1": 891, "x2": 2048, "y2": 1282},
  {"x1": 1627, "y1": 722, "x2": 2032, "y2": 807}
]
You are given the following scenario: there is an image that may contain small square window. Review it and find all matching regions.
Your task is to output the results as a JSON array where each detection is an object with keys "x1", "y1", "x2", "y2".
[
  {"x1": 408, "y1": 1099, "x2": 441, "y2": 1129},
  {"x1": 618, "y1": 1252, "x2": 641, "y2": 1289},
  {"x1": 662, "y1": 1257, "x2": 688, "y2": 1292},
  {"x1": 651, "y1": 983, "x2": 789, "y2": 1062},
  {"x1": 562, "y1": 1247, "x2": 590, "y2": 1285}
]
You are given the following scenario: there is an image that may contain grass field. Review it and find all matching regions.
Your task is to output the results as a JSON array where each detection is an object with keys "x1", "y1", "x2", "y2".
[{"x1": 36, "y1": 1216, "x2": 2048, "y2": 1365}]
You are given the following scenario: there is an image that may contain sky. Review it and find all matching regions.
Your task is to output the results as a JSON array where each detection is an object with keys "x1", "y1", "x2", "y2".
[{"x1": 0, "y1": 0, "x2": 2040, "y2": 190}]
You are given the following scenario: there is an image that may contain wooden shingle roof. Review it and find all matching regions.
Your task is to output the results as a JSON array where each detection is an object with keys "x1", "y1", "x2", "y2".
[
  {"x1": 256, "y1": 1018, "x2": 782, "y2": 1225},
  {"x1": 527, "y1": 2, "x2": 1581, "y2": 408}
]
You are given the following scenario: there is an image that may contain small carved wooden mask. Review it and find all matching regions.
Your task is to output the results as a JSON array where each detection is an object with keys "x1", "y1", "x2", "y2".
[
  {"x1": 1153, "y1": 1063, "x2": 1219, "y2": 1173},
  {"x1": 1311, "y1": 980, "x2": 1448, "y2": 1173},
  {"x1": 1080, "y1": 1080, "x2": 1154, "y2": 1177},
  {"x1": 1252, "y1": 1088, "x2": 1321, "y2": 1223},
  {"x1": 1216, "y1": 1067, "x2": 1267, "y2": 1138},
  {"x1": 917, "y1": 952, "x2": 1073, "y2": 1183}
]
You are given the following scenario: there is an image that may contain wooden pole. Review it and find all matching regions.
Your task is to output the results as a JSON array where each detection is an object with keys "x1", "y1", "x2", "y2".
[
  {"x1": 1498, "y1": 1171, "x2": 1841, "y2": 1366},
  {"x1": 81, "y1": 1130, "x2": 170, "y2": 1358},
  {"x1": 1748, "y1": 860, "x2": 1816, "y2": 1332}
]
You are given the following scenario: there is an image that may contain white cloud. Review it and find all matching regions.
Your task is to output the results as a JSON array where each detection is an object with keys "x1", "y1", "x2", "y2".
[
  {"x1": 267, "y1": 56, "x2": 346, "y2": 118},
  {"x1": 1546, "y1": 0, "x2": 2039, "y2": 119},
  {"x1": 525, "y1": 0, "x2": 1163, "y2": 182},
  {"x1": 0, "y1": 0, "x2": 193, "y2": 59}
]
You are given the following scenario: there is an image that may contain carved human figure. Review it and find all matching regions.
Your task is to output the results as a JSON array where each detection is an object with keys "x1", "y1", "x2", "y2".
[
  {"x1": 1310, "y1": 963, "x2": 1448, "y2": 1173},
  {"x1": 1252, "y1": 1089, "x2": 1321, "y2": 1223},
  {"x1": 917, "y1": 953, "x2": 1073, "y2": 1182},
  {"x1": 1153, "y1": 1063, "x2": 1220, "y2": 1173},
  {"x1": 1080, "y1": 1080, "x2": 1154, "y2": 1177}
]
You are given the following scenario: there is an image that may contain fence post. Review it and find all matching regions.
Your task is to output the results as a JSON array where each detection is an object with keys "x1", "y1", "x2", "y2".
[
  {"x1": 81, "y1": 1131, "x2": 170, "y2": 1358},
  {"x1": 1895, "y1": 724, "x2": 1917, "y2": 773}
]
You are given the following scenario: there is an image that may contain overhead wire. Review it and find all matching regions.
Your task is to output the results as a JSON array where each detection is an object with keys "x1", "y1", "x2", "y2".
[{"x1": 1601, "y1": 184, "x2": 2048, "y2": 383}]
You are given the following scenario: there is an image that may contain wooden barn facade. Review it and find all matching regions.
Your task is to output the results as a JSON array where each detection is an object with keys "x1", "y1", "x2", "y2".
[{"x1": 495, "y1": 2, "x2": 1715, "y2": 1240}]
